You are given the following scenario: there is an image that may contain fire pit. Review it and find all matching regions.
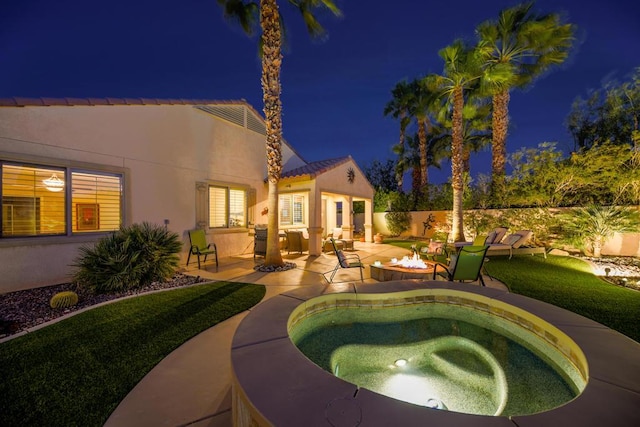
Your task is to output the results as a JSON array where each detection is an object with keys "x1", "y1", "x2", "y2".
[{"x1": 370, "y1": 254, "x2": 443, "y2": 281}]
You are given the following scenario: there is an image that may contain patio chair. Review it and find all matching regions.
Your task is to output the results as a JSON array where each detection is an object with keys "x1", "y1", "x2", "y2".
[
  {"x1": 323, "y1": 237, "x2": 364, "y2": 283},
  {"x1": 419, "y1": 240, "x2": 449, "y2": 264},
  {"x1": 433, "y1": 245, "x2": 488, "y2": 286},
  {"x1": 285, "y1": 230, "x2": 309, "y2": 254},
  {"x1": 254, "y1": 227, "x2": 267, "y2": 259},
  {"x1": 187, "y1": 229, "x2": 218, "y2": 269}
]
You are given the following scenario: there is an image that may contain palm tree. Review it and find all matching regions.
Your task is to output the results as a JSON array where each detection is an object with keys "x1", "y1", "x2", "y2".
[
  {"x1": 218, "y1": 0, "x2": 341, "y2": 267},
  {"x1": 384, "y1": 80, "x2": 413, "y2": 190},
  {"x1": 436, "y1": 40, "x2": 483, "y2": 242},
  {"x1": 476, "y1": 2, "x2": 575, "y2": 196},
  {"x1": 432, "y1": 98, "x2": 492, "y2": 175},
  {"x1": 409, "y1": 76, "x2": 442, "y2": 190}
]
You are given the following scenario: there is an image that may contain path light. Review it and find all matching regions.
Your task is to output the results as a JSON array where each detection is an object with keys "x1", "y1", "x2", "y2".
[
  {"x1": 394, "y1": 359, "x2": 407, "y2": 367},
  {"x1": 604, "y1": 267, "x2": 611, "y2": 277}
]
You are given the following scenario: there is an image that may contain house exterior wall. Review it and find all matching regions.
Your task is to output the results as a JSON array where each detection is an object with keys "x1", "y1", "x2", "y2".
[{"x1": 0, "y1": 102, "x2": 304, "y2": 292}]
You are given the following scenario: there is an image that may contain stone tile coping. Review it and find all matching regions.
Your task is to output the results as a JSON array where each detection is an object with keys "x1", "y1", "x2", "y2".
[{"x1": 230, "y1": 280, "x2": 640, "y2": 426}]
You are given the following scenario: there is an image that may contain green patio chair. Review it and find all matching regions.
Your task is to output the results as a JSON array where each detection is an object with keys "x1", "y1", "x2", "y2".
[
  {"x1": 433, "y1": 245, "x2": 488, "y2": 286},
  {"x1": 187, "y1": 229, "x2": 218, "y2": 269}
]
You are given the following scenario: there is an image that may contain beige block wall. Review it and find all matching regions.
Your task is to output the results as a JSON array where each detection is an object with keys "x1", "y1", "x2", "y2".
[
  {"x1": 0, "y1": 103, "x2": 301, "y2": 292},
  {"x1": 373, "y1": 209, "x2": 640, "y2": 257}
]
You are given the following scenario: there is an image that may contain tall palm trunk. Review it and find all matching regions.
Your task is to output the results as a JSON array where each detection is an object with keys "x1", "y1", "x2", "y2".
[
  {"x1": 451, "y1": 86, "x2": 465, "y2": 242},
  {"x1": 396, "y1": 114, "x2": 407, "y2": 190},
  {"x1": 463, "y1": 146, "x2": 471, "y2": 173},
  {"x1": 491, "y1": 89, "x2": 510, "y2": 197},
  {"x1": 261, "y1": 0, "x2": 284, "y2": 266},
  {"x1": 418, "y1": 119, "x2": 428, "y2": 189}
]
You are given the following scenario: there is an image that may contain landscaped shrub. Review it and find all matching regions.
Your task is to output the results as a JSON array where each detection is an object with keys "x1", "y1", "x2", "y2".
[
  {"x1": 73, "y1": 222, "x2": 182, "y2": 293},
  {"x1": 385, "y1": 211, "x2": 412, "y2": 236},
  {"x1": 50, "y1": 291, "x2": 79, "y2": 309},
  {"x1": 558, "y1": 205, "x2": 640, "y2": 257}
]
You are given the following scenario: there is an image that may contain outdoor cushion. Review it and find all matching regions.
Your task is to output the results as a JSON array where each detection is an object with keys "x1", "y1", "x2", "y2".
[
  {"x1": 501, "y1": 234, "x2": 522, "y2": 247},
  {"x1": 511, "y1": 230, "x2": 533, "y2": 248},
  {"x1": 492, "y1": 227, "x2": 509, "y2": 244},
  {"x1": 485, "y1": 231, "x2": 497, "y2": 244}
]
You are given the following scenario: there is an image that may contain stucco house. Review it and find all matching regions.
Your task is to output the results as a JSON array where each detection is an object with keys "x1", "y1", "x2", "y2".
[{"x1": 0, "y1": 98, "x2": 374, "y2": 293}]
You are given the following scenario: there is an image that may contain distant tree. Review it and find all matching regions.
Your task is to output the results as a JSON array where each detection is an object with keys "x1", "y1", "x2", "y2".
[
  {"x1": 506, "y1": 142, "x2": 576, "y2": 207},
  {"x1": 408, "y1": 76, "x2": 442, "y2": 189},
  {"x1": 476, "y1": 1, "x2": 575, "y2": 196},
  {"x1": 384, "y1": 80, "x2": 413, "y2": 190},
  {"x1": 217, "y1": 0, "x2": 341, "y2": 267},
  {"x1": 364, "y1": 159, "x2": 397, "y2": 192},
  {"x1": 566, "y1": 67, "x2": 640, "y2": 150},
  {"x1": 506, "y1": 141, "x2": 635, "y2": 208}
]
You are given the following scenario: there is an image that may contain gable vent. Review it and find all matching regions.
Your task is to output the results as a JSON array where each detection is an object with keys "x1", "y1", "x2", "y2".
[
  {"x1": 246, "y1": 110, "x2": 266, "y2": 135},
  {"x1": 197, "y1": 105, "x2": 245, "y2": 127}
]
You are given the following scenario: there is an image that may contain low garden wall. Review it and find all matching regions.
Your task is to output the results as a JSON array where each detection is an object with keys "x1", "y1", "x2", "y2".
[{"x1": 373, "y1": 207, "x2": 640, "y2": 257}]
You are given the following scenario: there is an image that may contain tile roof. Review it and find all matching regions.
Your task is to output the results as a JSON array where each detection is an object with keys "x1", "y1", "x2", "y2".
[
  {"x1": 0, "y1": 97, "x2": 264, "y2": 119},
  {"x1": 281, "y1": 156, "x2": 352, "y2": 179}
]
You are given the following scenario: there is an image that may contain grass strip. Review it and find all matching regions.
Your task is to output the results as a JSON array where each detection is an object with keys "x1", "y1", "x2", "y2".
[
  {"x1": 0, "y1": 281, "x2": 265, "y2": 426},
  {"x1": 484, "y1": 255, "x2": 640, "y2": 343}
]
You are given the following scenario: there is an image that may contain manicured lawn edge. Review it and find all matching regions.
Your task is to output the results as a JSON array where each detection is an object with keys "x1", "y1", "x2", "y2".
[{"x1": 0, "y1": 281, "x2": 266, "y2": 427}]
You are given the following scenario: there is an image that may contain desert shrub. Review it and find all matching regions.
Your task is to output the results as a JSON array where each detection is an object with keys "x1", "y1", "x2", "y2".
[
  {"x1": 73, "y1": 222, "x2": 182, "y2": 293},
  {"x1": 50, "y1": 291, "x2": 79, "y2": 309},
  {"x1": 557, "y1": 205, "x2": 640, "y2": 257}
]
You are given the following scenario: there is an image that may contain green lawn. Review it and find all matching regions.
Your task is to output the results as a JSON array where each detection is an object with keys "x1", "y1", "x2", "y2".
[
  {"x1": 484, "y1": 255, "x2": 640, "y2": 343},
  {"x1": 385, "y1": 239, "x2": 640, "y2": 343},
  {"x1": 0, "y1": 281, "x2": 265, "y2": 427}
]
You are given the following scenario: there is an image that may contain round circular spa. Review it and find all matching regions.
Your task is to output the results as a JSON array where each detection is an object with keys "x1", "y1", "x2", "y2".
[{"x1": 230, "y1": 281, "x2": 640, "y2": 426}]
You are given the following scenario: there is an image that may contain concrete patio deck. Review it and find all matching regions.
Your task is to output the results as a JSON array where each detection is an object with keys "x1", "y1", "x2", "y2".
[{"x1": 104, "y1": 242, "x2": 507, "y2": 427}]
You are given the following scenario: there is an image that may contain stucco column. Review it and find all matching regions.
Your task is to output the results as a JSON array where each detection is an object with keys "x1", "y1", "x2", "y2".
[
  {"x1": 364, "y1": 198, "x2": 373, "y2": 242},
  {"x1": 341, "y1": 196, "x2": 354, "y2": 239},
  {"x1": 308, "y1": 185, "x2": 323, "y2": 256}
]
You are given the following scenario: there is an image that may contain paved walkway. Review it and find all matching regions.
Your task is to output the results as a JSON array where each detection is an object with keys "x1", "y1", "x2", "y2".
[{"x1": 104, "y1": 242, "x2": 507, "y2": 427}]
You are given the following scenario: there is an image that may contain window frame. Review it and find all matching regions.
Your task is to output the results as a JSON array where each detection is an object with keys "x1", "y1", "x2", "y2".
[
  {"x1": 1, "y1": 160, "x2": 125, "y2": 239},
  {"x1": 279, "y1": 192, "x2": 307, "y2": 228},
  {"x1": 208, "y1": 184, "x2": 248, "y2": 229}
]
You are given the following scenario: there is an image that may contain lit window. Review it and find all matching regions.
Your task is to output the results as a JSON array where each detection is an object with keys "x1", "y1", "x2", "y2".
[
  {"x1": 1, "y1": 162, "x2": 123, "y2": 237},
  {"x1": 72, "y1": 172, "x2": 122, "y2": 232},
  {"x1": 209, "y1": 186, "x2": 246, "y2": 228},
  {"x1": 279, "y1": 193, "x2": 306, "y2": 226}
]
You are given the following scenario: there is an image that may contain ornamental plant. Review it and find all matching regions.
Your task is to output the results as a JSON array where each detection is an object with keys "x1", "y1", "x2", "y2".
[
  {"x1": 559, "y1": 205, "x2": 640, "y2": 257},
  {"x1": 73, "y1": 222, "x2": 182, "y2": 293}
]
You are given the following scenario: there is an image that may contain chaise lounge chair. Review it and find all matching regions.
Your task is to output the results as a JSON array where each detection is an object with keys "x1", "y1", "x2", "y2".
[{"x1": 485, "y1": 230, "x2": 547, "y2": 259}]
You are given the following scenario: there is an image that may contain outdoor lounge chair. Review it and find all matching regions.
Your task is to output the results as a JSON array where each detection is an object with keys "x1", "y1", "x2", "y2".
[
  {"x1": 454, "y1": 227, "x2": 508, "y2": 250},
  {"x1": 433, "y1": 245, "x2": 489, "y2": 286},
  {"x1": 486, "y1": 230, "x2": 547, "y2": 259},
  {"x1": 323, "y1": 237, "x2": 364, "y2": 283},
  {"x1": 187, "y1": 229, "x2": 218, "y2": 269}
]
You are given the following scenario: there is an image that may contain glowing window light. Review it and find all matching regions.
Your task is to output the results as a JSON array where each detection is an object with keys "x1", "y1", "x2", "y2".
[{"x1": 43, "y1": 173, "x2": 65, "y2": 192}]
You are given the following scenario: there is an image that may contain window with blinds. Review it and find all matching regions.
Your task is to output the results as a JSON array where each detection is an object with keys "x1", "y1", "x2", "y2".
[
  {"x1": 279, "y1": 193, "x2": 306, "y2": 227},
  {"x1": 209, "y1": 186, "x2": 246, "y2": 228},
  {"x1": 1, "y1": 162, "x2": 123, "y2": 237},
  {"x1": 279, "y1": 195, "x2": 292, "y2": 225},
  {"x1": 72, "y1": 172, "x2": 122, "y2": 232}
]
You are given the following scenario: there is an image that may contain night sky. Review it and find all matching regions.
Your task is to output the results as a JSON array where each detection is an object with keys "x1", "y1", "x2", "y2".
[{"x1": 1, "y1": 0, "x2": 638, "y2": 183}]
